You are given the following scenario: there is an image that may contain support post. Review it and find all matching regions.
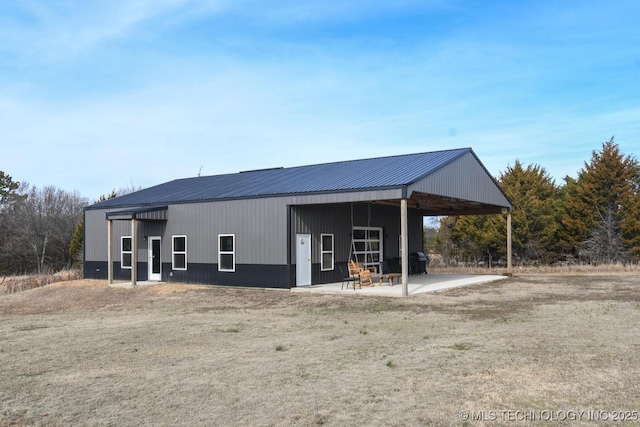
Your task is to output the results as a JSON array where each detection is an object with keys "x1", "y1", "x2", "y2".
[
  {"x1": 401, "y1": 199, "x2": 408, "y2": 297},
  {"x1": 131, "y1": 218, "x2": 137, "y2": 286},
  {"x1": 107, "y1": 219, "x2": 113, "y2": 285},
  {"x1": 507, "y1": 211, "x2": 512, "y2": 275}
]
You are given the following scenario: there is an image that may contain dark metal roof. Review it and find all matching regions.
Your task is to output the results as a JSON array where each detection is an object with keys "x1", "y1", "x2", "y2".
[{"x1": 89, "y1": 148, "x2": 494, "y2": 209}]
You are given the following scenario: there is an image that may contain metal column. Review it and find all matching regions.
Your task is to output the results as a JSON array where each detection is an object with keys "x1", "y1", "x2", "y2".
[
  {"x1": 131, "y1": 218, "x2": 137, "y2": 286},
  {"x1": 107, "y1": 219, "x2": 113, "y2": 285},
  {"x1": 401, "y1": 199, "x2": 408, "y2": 297},
  {"x1": 507, "y1": 211, "x2": 512, "y2": 275}
]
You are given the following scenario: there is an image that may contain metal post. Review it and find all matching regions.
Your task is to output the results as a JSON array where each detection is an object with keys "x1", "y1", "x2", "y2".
[
  {"x1": 107, "y1": 219, "x2": 113, "y2": 285},
  {"x1": 401, "y1": 199, "x2": 408, "y2": 297},
  {"x1": 131, "y1": 218, "x2": 137, "y2": 286},
  {"x1": 507, "y1": 211, "x2": 512, "y2": 275}
]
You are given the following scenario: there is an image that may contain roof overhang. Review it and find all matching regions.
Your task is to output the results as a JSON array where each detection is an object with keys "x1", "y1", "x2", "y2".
[
  {"x1": 376, "y1": 192, "x2": 508, "y2": 216},
  {"x1": 105, "y1": 206, "x2": 168, "y2": 221}
]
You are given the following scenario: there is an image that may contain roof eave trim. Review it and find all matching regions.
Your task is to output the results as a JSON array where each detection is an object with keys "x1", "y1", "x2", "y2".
[
  {"x1": 105, "y1": 205, "x2": 168, "y2": 220},
  {"x1": 89, "y1": 187, "x2": 407, "y2": 210}
]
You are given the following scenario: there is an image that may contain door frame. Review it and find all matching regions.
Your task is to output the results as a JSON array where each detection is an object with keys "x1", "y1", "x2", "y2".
[
  {"x1": 296, "y1": 233, "x2": 312, "y2": 286},
  {"x1": 148, "y1": 236, "x2": 162, "y2": 281}
]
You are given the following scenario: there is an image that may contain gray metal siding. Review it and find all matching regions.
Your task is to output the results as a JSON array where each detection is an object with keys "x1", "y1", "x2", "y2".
[
  {"x1": 291, "y1": 204, "x2": 352, "y2": 265},
  {"x1": 84, "y1": 209, "x2": 137, "y2": 262},
  {"x1": 162, "y1": 198, "x2": 287, "y2": 265},
  {"x1": 85, "y1": 198, "x2": 288, "y2": 268},
  {"x1": 137, "y1": 209, "x2": 168, "y2": 221},
  {"x1": 291, "y1": 203, "x2": 424, "y2": 267},
  {"x1": 407, "y1": 151, "x2": 511, "y2": 207},
  {"x1": 84, "y1": 209, "x2": 106, "y2": 262}
]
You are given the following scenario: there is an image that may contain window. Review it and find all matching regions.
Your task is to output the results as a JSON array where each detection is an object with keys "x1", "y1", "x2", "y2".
[
  {"x1": 352, "y1": 227, "x2": 383, "y2": 272},
  {"x1": 218, "y1": 234, "x2": 235, "y2": 272},
  {"x1": 121, "y1": 236, "x2": 132, "y2": 269},
  {"x1": 321, "y1": 234, "x2": 334, "y2": 271},
  {"x1": 172, "y1": 235, "x2": 187, "y2": 270}
]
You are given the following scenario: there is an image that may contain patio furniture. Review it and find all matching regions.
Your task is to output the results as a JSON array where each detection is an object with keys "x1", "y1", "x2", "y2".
[
  {"x1": 349, "y1": 260, "x2": 380, "y2": 288},
  {"x1": 378, "y1": 273, "x2": 402, "y2": 287},
  {"x1": 339, "y1": 263, "x2": 359, "y2": 290},
  {"x1": 359, "y1": 268, "x2": 374, "y2": 287}
]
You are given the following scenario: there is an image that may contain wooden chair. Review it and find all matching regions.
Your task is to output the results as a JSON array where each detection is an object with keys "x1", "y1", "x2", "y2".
[
  {"x1": 347, "y1": 261, "x2": 362, "y2": 290},
  {"x1": 358, "y1": 269, "x2": 374, "y2": 287},
  {"x1": 349, "y1": 260, "x2": 376, "y2": 287}
]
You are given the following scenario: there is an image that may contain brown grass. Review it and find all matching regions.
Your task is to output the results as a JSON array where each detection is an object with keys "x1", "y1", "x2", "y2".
[
  {"x1": 0, "y1": 270, "x2": 82, "y2": 294},
  {"x1": 1, "y1": 274, "x2": 639, "y2": 426},
  {"x1": 429, "y1": 262, "x2": 640, "y2": 275}
]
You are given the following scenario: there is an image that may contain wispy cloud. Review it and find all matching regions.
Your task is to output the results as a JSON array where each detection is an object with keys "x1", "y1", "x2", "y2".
[
  {"x1": 0, "y1": 1, "x2": 196, "y2": 57},
  {"x1": 1, "y1": 1, "x2": 639, "y2": 198}
]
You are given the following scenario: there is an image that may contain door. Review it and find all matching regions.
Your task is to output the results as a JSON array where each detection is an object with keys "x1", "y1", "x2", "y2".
[
  {"x1": 296, "y1": 234, "x2": 312, "y2": 286},
  {"x1": 148, "y1": 237, "x2": 162, "y2": 281}
]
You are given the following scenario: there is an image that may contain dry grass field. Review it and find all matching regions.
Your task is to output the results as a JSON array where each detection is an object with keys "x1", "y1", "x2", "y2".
[{"x1": 1, "y1": 273, "x2": 639, "y2": 426}]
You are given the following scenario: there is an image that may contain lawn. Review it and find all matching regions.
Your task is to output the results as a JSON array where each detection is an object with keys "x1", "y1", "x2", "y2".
[{"x1": 1, "y1": 274, "x2": 639, "y2": 426}]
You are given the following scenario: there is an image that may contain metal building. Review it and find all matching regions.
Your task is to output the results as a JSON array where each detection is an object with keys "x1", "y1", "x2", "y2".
[{"x1": 83, "y1": 148, "x2": 512, "y2": 293}]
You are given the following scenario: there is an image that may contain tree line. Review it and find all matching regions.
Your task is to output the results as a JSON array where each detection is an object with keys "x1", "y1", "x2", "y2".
[
  {"x1": 0, "y1": 176, "x2": 87, "y2": 275},
  {"x1": 0, "y1": 173, "x2": 126, "y2": 276},
  {"x1": 429, "y1": 138, "x2": 640, "y2": 267},
  {"x1": 1, "y1": 137, "x2": 637, "y2": 275}
]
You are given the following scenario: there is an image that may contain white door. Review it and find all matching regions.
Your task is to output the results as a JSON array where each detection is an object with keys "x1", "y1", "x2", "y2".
[
  {"x1": 296, "y1": 234, "x2": 312, "y2": 286},
  {"x1": 148, "y1": 237, "x2": 162, "y2": 281}
]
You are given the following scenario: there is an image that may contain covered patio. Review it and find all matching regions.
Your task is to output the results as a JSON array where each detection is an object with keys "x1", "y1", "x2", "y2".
[{"x1": 292, "y1": 273, "x2": 509, "y2": 297}]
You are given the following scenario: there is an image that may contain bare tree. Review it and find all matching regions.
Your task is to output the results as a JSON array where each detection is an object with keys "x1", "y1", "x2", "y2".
[
  {"x1": 1, "y1": 184, "x2": 87, "y2": 274},
  {"x1": 580, "y1": 207, "x2": 627, "y2": 264}
]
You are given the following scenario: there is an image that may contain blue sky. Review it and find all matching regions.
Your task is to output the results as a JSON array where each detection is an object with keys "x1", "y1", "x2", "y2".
[{"x1": 1, "y1": 0, "x2": 639, "y2": 201}]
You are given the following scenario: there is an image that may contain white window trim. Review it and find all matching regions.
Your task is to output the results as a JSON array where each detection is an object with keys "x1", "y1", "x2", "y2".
[
  {"x1": 320, "y1": 233, "x2": 334, "y2": 271},
  {"x1": 218, "y1": 234, "x2": 235, "y2": 272},
  {"x1": 121, "y1": 236, "x2": 132, "y2": 269},
  {"x1": 172, "y1": 235, "x2": 187, "y2": 271}
]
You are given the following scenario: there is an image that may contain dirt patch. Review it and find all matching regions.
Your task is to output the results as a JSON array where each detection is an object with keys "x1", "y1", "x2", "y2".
[{"x1": 1, "y1": 275, "x2": 639, "y2": 426}]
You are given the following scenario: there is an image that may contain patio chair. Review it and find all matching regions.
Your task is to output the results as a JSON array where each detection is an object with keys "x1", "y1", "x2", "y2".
[
  {"x1": 358, "y1": 269, "x2": 374, "y2": 287},
  {"x1": 339, "y1": 263, "x2": 358, "y2": 290},
  {"x1": 350, "y1": 260, "x2": 378, "y2": 287},
  {"x1": 347, "y1": 261, "x2": 362, "y2": 290}
]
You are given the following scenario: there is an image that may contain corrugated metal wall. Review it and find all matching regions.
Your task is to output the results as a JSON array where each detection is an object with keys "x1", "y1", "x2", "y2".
[
  {"x1": 85, "y1": 182, "x2": 433, "y2": 291},
  {"x1": 163, "y1": 198, "x2": 287, "y2": 265},
  {"x1": 290, "y1": 202, "x2": 424, "y2": 267},
  {"x1": 85, "y1": 198, "x2": 289, "y2": 266},
  {"x1": 408, "y1": 151, "x2": 510, "y2": 207}
]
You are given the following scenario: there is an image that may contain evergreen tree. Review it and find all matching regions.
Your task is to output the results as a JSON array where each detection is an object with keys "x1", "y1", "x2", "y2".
[
  {"x1": 562, "y1": 137, "x2": 640, "y2": 262},
  {"x1": 0, "y1": 171, "x2": 20, "y2": 206},
  {"x1": 69, "y1": 219, "x2": 84, "y2": 269},
  {"x1": 0, "y1": 171, "x2": 18, "y2": 205},
  {"x1": 499, "y1": 161, "x2": 561, "y2": 264},
  {"x1": 450, "y1": 214, "x2": 503, "y2": 266},
  {"x1": 447, "y1": 160, "x2": 560, "y2": 266},
  {"x1": 556, "y1": 175, "x2": 582, "y2": 258},
  {"x1": 434, "y1": 216, "x2": 458, "y2": 265}
]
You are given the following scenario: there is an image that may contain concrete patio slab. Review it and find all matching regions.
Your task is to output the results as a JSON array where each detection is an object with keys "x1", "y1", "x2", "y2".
[
  {"x1": 107, "y1": 274, "x2": 508, "y2": 296},
  {"x1": 291, "y1": 274, "x2": 509, "y2": 297}
]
